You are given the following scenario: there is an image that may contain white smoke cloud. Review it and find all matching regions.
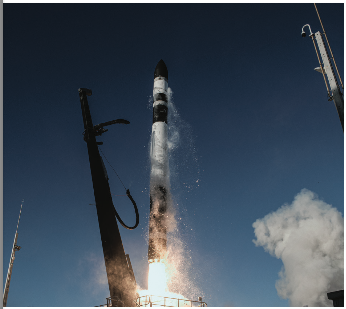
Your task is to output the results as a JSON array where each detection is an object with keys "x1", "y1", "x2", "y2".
[{"x1": 253, "y1": 189, "x2": 344, "y2": 307}]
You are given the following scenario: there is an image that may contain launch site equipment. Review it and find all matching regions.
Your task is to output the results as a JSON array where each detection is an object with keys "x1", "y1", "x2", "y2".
[
  {"x1": 301, "y1": 5, "x2": 344, "y2": 131},
  {"x1": 3, "y1": 200, "x2": 24, "y2": 307},
  {"x1": 78, "y1": 88, "x2": 138, "y2": 307}
]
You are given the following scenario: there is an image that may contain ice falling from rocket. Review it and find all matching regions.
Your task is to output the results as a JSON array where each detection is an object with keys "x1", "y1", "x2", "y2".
[{"x1": 148, "y1": 59, "x2": 170, "y2": 263}]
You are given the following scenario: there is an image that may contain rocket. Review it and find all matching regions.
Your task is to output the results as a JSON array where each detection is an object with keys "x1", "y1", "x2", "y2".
[{"x1": 148, "y1": 59, "x2": 170, "y2": 263}]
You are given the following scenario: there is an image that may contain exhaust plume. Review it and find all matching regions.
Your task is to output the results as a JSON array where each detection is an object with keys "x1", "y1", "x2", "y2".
[{"x1": 253, "y1": 189, "x2": 344, "y2": 306}]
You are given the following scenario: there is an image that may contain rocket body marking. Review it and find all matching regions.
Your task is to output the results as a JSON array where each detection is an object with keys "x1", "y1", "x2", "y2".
[{"x1": 148, "y1": 60, "x2": 169, "y2": 262}]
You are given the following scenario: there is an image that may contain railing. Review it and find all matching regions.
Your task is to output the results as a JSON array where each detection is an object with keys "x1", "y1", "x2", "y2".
[
  {"x1": 96, "y1": 295, "x2": 206, "y2": 307},
  {"x1": 136, "y1": 295, "x2": 207, "y2": 307}
]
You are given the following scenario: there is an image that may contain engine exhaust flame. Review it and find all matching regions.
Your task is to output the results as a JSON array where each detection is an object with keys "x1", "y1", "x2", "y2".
[
  {"x1": 148, "y1": 260, "x2": 167, "y2": 295},
  {"x1": 137, "y1": 259, "x2": 192, "y2": 306}
]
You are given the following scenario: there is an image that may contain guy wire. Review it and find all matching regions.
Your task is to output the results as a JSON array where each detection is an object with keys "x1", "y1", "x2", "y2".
[
  {"x1": 98, "y1": 146, "x2": 139, "y2": 230},
  {"x1": 99, "y1": 147, "x2": 127, "y2": 191}
]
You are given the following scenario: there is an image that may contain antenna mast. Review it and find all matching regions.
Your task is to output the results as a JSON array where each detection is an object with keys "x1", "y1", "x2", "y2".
[
  {"x1": 314, "y1": 3, "x2": 344, "y2": 90},
  {"x1": 301, "y1": 4, "x2": 344, "y2": 131},
  {"x1": 3, "y1": 200, "x2": 24, "y2": 307}
]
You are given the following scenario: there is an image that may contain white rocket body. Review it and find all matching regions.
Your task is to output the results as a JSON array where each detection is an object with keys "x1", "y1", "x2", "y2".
[
  {"x1": 150, "y1": 78, "x2": 169, "y2": 187},
  {"x1": 148, "y1": 60, "x2": 170, "y2": 262}
]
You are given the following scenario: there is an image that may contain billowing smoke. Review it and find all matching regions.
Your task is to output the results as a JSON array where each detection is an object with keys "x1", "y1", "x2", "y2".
[{"x1": 253, "y1": 189, "x2": 344, "y2": 306}]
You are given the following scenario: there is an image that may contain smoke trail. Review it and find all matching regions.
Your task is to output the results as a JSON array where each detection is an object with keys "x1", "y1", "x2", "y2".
[
  {"x1": 165, "y1": 230, "x2": 203, "y2": 300},
  {"x1": 253, "y1": 189, "x2": 344, "y2": 306},
  {"x1": 166, "y1": 88, "x2": 201, "y2": 195},
  {"x1": 164, "y1": 87, "x2": 202, "y2": 300}
]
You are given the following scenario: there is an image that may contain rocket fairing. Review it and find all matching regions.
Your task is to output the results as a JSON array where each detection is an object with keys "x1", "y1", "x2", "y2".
[{"x1": 148, "y1": 60, "x2": 170, "y2": 263}]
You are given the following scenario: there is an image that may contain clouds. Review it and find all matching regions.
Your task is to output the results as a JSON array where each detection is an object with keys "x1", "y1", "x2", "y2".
[{"x1": 253, "y1": 189, "x2": 344, "y2": 306}]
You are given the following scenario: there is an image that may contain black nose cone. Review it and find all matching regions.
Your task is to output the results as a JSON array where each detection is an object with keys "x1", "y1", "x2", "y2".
[{"x1": 154, "y1": 59, "x2": 168, "y2": 80}]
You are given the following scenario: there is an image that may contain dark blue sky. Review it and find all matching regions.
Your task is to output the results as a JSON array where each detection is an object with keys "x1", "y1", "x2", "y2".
[{"x1": 3, "y1": 3, "x2": 344, "y2": 307}]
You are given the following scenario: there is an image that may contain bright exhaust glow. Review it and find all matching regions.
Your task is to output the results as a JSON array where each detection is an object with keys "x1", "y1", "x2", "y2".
[{"x1": 148, "y1": 260, "x2": 167, "y2": 295}]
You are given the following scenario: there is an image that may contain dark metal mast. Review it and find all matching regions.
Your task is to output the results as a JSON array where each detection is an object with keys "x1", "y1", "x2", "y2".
[
  {"x1": 3, "y1": 200, "x2": 23, "y2": 307},
  {"x1": 78, "y1": 88, "x2": 136, "y2": 307}
]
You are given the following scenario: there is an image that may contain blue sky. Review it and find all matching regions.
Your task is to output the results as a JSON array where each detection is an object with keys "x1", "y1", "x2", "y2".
[{"x1": 3, "y1": 2, "x2": 344, "y2": 307}]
